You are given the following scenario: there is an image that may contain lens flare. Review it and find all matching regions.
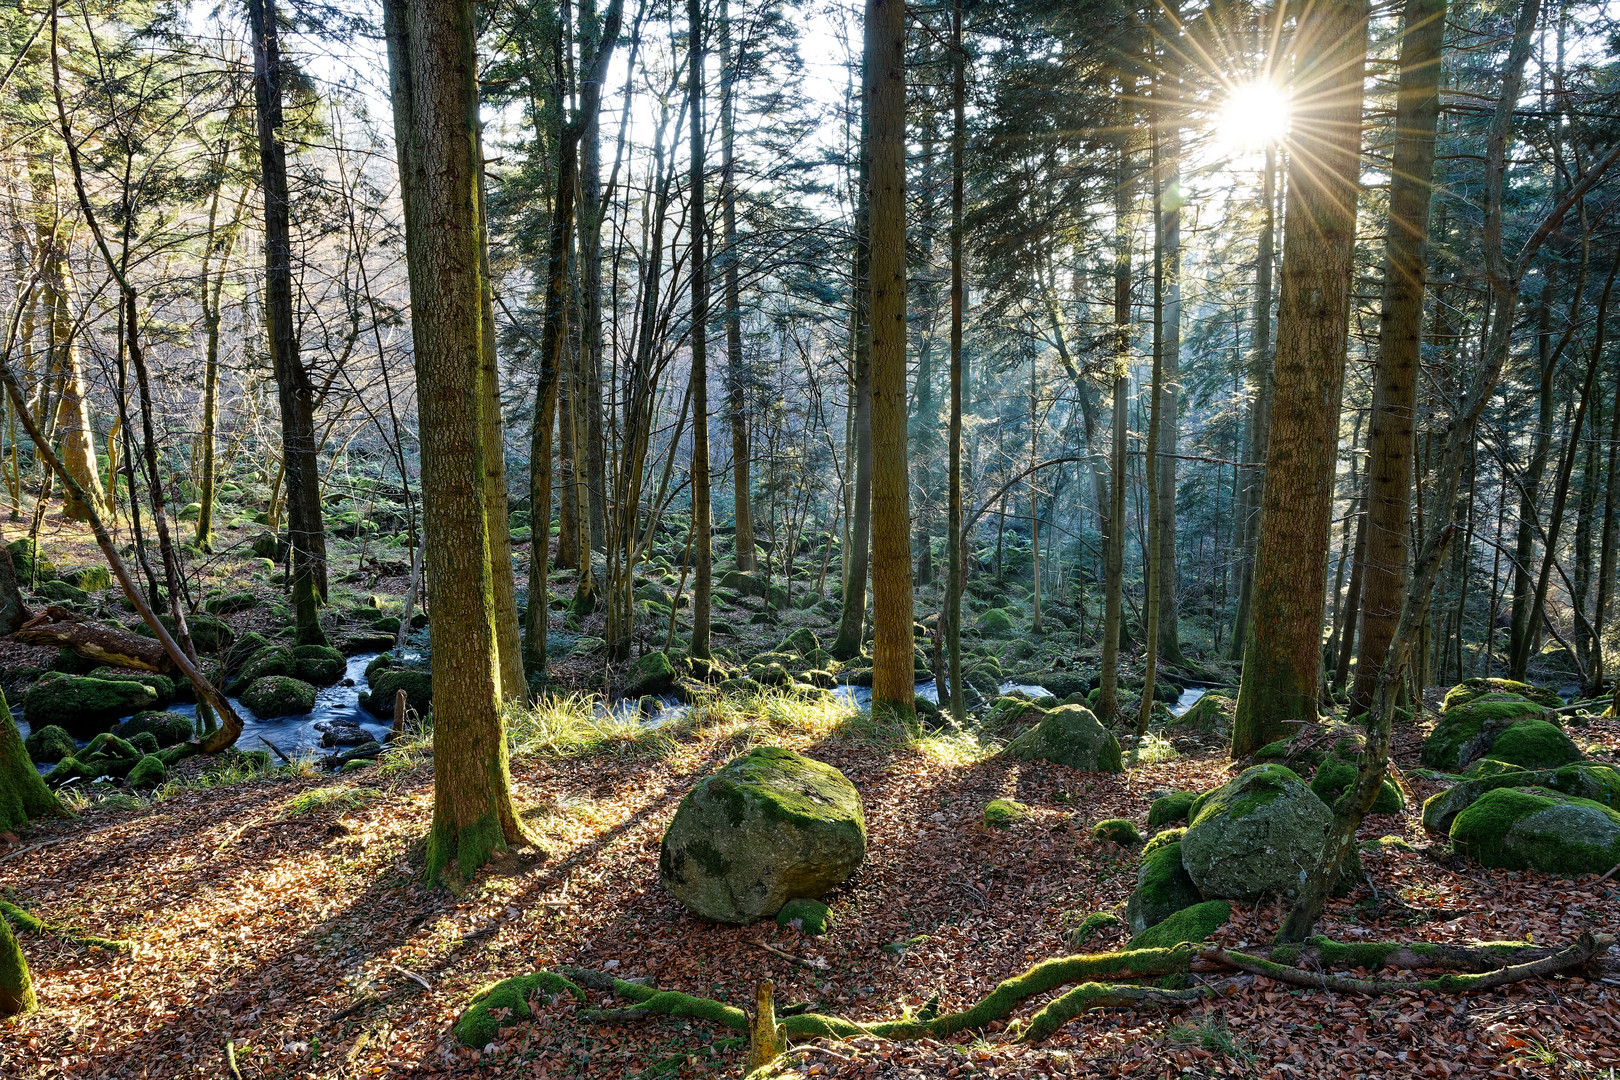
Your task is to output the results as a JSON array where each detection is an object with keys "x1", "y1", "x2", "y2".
[{"x1": 1216, "y1": 81, "x2": 1291, "y2": 152}]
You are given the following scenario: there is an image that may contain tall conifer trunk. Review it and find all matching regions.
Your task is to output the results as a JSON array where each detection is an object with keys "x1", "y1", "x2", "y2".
[
  {"x1": 1232, "y1": 0, "x2": 1369, "y2": 755},
  {"x1": 688, "y1": 0, "x2": 713, "y2": 661},
  {"x1": 1097, "y1": 86, "x2": 1134, "y2": 724}
]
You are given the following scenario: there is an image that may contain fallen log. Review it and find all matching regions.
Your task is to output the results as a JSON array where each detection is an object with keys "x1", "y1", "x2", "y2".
[
  {"x1": 12, "y1": 608, "x2": 173, "y2": 673},
  {"x1": 534, "y1": 931, "x2": 1613, "y2": 1049}
]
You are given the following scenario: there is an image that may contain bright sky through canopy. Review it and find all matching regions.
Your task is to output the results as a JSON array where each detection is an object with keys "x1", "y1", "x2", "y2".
[{"x1": 1215, "y1": 80, "x2": 1291, "y2": 152}]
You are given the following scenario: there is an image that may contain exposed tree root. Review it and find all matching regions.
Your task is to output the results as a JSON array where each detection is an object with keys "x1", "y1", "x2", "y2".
[
  {"x1": 0, "y1": 897, "x2": 133, "y2": 953},
  {"x1": 539, "y1": 932, "x2": 1611, "y2": 1048}
]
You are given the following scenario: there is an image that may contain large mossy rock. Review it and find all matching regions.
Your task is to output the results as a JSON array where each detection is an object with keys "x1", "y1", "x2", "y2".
[
  {"x1": 620, "y1": 651, "x2": 676, "y2": 697},
  {"x1": 1485, "y1": 719, "x2": 1581, "y2": 770},
  {"x1": 293, "y1": 644, "x2": 346, "y2": 686},
  {"x1": 361, "y1": 667, "x2": 432, "y2": 718},
  {"x1": 1309, "y1": 755, "x2": 1403, "y2": 815},
  {"x1": 1420, "y1": 693, "x2": 1550, "y2": 771},
  {"x1": 1125, "y1": 840, "x2": 1201, "y2": 934},
  {"x1": 241, "y1": 676, "x2": 317, "y2": 718},
  {"x1": 85, "y1": 667, "x2": 174, "y2": 708},
  {"x1": 1182, "y1": 764, "x2": 1349, "y2": 903},
  {"x1": 114, "y1": 710, "x2": 195, "y2": 749},
  {"x1": 1422, "y1": 761, "x2": 1620, "y2": 835},
  {"x1": 226, "y1": 645, "x2": 299, "y2": 695},
  {"x1": 22, "y1": 724, "x2": 75, "y2": 764},
  {"x1": 659, "y1": 746, "x2": 866, "y2": 924},
  {"x1": 978, "y1": 608, "x2": 1015, "y2": 636},
  {"x1": 1442, "y1": 678, "x2": 1563, "y2": 712},
  {"x1": 21, "y1": 675, "x2": 157, "y2": 739},
  {"x1": 1001, "y1": 704, "x2": 1122, "y2": 773},
  {"x1": 1169, "y1": 691, "x2": 1234, "y2": 733},
  {"x1": 1127, "y1": 900, "x2": 1232, "y2": 951},
  {"x1": 1450, "y1": 786, "x2": 1620, "y2": 875}
]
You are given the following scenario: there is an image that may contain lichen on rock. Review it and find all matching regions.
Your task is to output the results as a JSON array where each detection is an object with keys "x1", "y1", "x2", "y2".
[{"x1": 1001, "y1": 704, "x2": 1123, "y2": 773}]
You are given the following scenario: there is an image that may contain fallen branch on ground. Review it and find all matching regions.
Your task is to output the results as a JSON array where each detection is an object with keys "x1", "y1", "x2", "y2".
[{"x1": 0, "y1": 896, "x2": 133, "y2": 953}]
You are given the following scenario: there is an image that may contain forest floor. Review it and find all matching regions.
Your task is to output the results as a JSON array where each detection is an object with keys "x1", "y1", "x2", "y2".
[{"x1": 4, "y1": 677, "x2": 1620, "y2": 1079}]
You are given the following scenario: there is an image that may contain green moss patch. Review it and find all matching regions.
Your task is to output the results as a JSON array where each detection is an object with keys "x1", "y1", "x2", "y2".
[
  {"x1": 1421, "y1": 693, "x2": 1550, "y2": 771},
  {"x1": 1147, "y1": 791, "x2": 1198, "y2": 829},
  {"x1": 984, "y1": 798, "x2": 1030, "y2": 828},
  {"x1": 453, "y1": 972, "x2": 586, "y2": 1047},
  {"x1": 1450, "y1": 786, "x2": 1620, "y2": 875},
  {"x1": 1485, "y1": 719, "x2": 1582, "y2": 770},
  {"x1": 775, "y1": 898, "x2": 832, "y2": 935},
  {"x1": 1442, "y1": 678, "x2": 1563, "y2": 712},
  {"x1": 1308, "y1": 756, "x2": 1403, "y2": 814},
  {"x1": 1125, "y1": 840, "x2": 1201, "y2": 934},
  {"x1": 1092, "y1": 818, "x2": 1142, "y2": 846},
  {"x1": 1126, "y1": 900, "x2": 1231, "y2": 950}
]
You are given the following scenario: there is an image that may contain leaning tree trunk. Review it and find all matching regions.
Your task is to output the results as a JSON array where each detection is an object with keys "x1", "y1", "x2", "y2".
[
  {"x1": 0, "y1": 903, "x2": 35, "y2": 1016},
  {"x1": 0, "y1": 687, "x2": 62, "y2": 834},
  {"x1": 1348, "y1": 0, "x2": 1446, "y2": 715},
  {"x1": 249, "y1": 0, "x2": 328, "y2": 647},
  {"x1": 1231, "y1": 0, "x2": 1369, "y2": 756},
  {"x1": 865, "y1": 0, "x2": 914, "y2": 715},
  {"x1": 384, "y1": 0, "x2": 532, "y2": 883}
]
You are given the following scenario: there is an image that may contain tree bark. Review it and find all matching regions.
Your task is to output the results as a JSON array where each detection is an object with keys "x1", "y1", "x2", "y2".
[
  {"x1": 1155, "y1": 0, "x2": 1182, "y2": 665},
  {"x1": 1097, "y1": 87, "x2": 1134, "y2": 725},
  {"x1": 831, "y1": 110, "x2": 873, "y2": 661},
  {"x1": 384, "y1": 0, "x2": 532, "y2": 883},
  {"x1": 688, "y1": 0, "x2": 713, "y2": 662},
  {"x1": 945, "y1": 0, "x2": 966, "y2": 724},
  {"x1": 1231, "y1": 0, "x2": 1368, "y2": 756},
  {"x1": 720, "y1": 0, "x2": 755, "y2": 577},
  {"x1": 1348, "y1": 0, "x2": 1446, "y2": 715},
  {"x1": 866, "y1": 0, "x2": 913, "y2": 714}
]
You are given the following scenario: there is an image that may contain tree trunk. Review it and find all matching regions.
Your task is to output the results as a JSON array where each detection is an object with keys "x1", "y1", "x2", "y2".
[
  {"x1": 1139, "y1": 86, "x2": 1167, "y2": 738},
  {"x1": 249, "y1": 0, "x2": 328, "y2": 648},
  {"x1": 866, "y1": 0, "x2": 913, "y2": 714},
  {"x1": 1348, "y1": 0, "x2": 1445, "y2": 715},
  {"x1": 831, "y1": 115, "x2": 873, "y2": 661},
  {"x1": 1097, "y1": 90, "x2": 1134, "y2": 724},
  {"x1": 689, "y1": 0, "x2": 713, "y2": 662},
  {"x1": 946, "y1": 0, "x2": 966, "y2": 724},
  {"x1": 1229, "y1": 145, "x2": 1277, "y2": 662},
  {"x1": 0, "y1": 901, "x2": 36, "y2": 1016},
  {"x1": 1231, "y1": 0, "x2": 1368, "y2": 756},
  {"x1": 0, "y1": 686, "x2": 61, "y2": 834},
  {"x1": 1155, "y1": 0, "x2": 1182, "y2": 665},
  {"x1": 1508, "y1": 278, "x2": 1557, "y2": 679},
  {"x1": 384, "y1": 0, "x2": 531, "y2": 883},
  {"x1": 720, "y1": 0, "x2": 755, "y2": 577}
]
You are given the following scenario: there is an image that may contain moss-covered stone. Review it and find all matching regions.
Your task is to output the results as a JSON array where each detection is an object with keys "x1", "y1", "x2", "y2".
[
  {"x1": 987, "y1": 696, "x2": 1048, "y2": 731},
  {"x1": 1420, "y1": 693, "x2": 1550, "y2": 771},
  {"x1": 22, "y1": 675, "x2": 158, "y2": 739},
  {"x1": 127, "y1": 731, "x2": 160, "y2": 756},
  {"x1": 779, "y1": 628, "x2": 819, "y2": 657},
  {"x1": 23, "y1": 724, "x2": 75, "y2": 764},
  {"x1": 1486, "y1": 719, "x2": 1582, "y2": 770},
  {"x1": 126, "y1": 754, "x2": 166, "y2": 788},
  {"x1": 1421, "y1": 761, "x2": 1620, "y2": 835},
  {"x1": 36, "y1": 580, "x2": 87, "y2": 604},
  {"x1": 1443, "y1": 678, "x2": 1563, "y2": 712},
  {"x1": 621, "y1": 651, "x2": 677, "y2": 696},
  {"x1": 6, "y1": 538, "x2": 55, "y2": 582},
  {"x1": 1092, "y1": 818, "x2": 1142, "y2": 846},
  {"x1": 1001, "y1": 704, "x2": 1123, "y2": 773},
  {"x1": 159, "y1": 612, "x2": 233, "y2": 653},
  {"x1": 1308, "y1": 756, "x2": 1403, "y2": 814},
  {"x1": 293, "y1": 644, "x2": 346, "y2": 686},
  {"x1": 1182, "y1": 764, "x2": 1351, "y2": 903},
  {"x1": 1066, "y1": 911, "x2": 1122, "y2": 949},
  {"x1": 225, "y1": 645, "x2": 298, "y2": 695},
  {"x1": 57, "y1": 565, "x2": 110, "y2": 591},
  {"x1": 85, "y1": 668, "x2": 174, "y2": 708},
  {"x1": 659, "y1": 746, "x2": 866, "y2": 924},
  {"x1": 115, "y1": 711, "x2": 194, "y2": 748},
  {"x1": 1147, "y1": 791, "x2": 1199, "y2": 829},
  {"x1": 984, "y1": 798, "x2": 1029, "y2": 828},
  {"x1": 1450, "y1": 786, "x2": 1620, "y2": 875},
  {"x1": 1125, "y1": 840, "x2": 1201, "y2": 934},
  {"x1": 361, "y1": 667, "x2": 432, "y2": 718},
  {"x1": 241, "y1": 676, "x2": 317, "y2": 718},
  {"x1": 978, "y1": 608, "x2": 1015, "y2": 635},
  {"x1": 452, "y1": 972, "x2": 586, "y2": 1048},
  {"x1": 1141, "y1": 827, "x2": 1186, "y2": 856},
  {"x1": 775, "y1": 898, "x2": 832, "y2": 935},
  {"x1": 1126, "y1": 900, "x2": 1232, "y2": 950},
  {"x1": 204, "y1": 590, "x2": 259, "y2": 615},
  {"x1": 1169, "y1": 691, "x2": 1233, "y2": 732}
]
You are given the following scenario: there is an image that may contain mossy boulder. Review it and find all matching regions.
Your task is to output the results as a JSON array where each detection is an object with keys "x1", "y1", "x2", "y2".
[
  {"x1": 126, "y1": 754, "x2": 166, "y2": 788},
  {"x1": 293, "y1": 644, "x2": 346, "y2": 687},
  {"x1": 1422, "y1": 761, "x2": 1620, "y2": 835},
  {"x1": 114, "y1": 711, "x2": 194, "y2": 749},
  {"x1": 23, "y1": 725, "x2": 75, "y2": 764},
  {"x1": 658, "y1": 746, "x2": 866, "y2": 924},
  {"x1": 1142, "y1": 827, "x2": 1186, "y2": 856},
  {"x1": 127, "y1": 731, "x2": 159, "y2": 755},
  {"x1": 1309, "y1": 756, "x2": 1403, "y2": 815},
  {"x1": 1450, "y1": 786, "x2": 1620, "y2": 875},
  {"x1": 159, "y1": 613, "x2": 233, "y2": 653},
  {"x1": 988, "y1": 696, "x2": 1048, "y2": 730},
  {"x1": 1127, "y1": 900, "x2": 1232, "y2": 950},
  {"x1": 1486, "y1": 719, "x2": 1582, "y2": 770},
  {"x1": 1182, "y1": 764, "x2": 1351, "y2": 903},
  {"x1": 1092, "y1": 818, "x2": 1142, "y2": 846},
  {"x1": 1420, "y1": 693, "x2": 1550, "y2": 771},
  {"x1": 779, "y1": 628, "x2": 819, "y2": 657},
  {"x1": 1125, "y1": 840, "x2": 1201, "y2": 934},
  {"x1": 22, "y1": 675, "x2": 158, "y2": 739},
  {"x1": 362, "y1": 667, "x2": 432, "y2": 718},
  {"x1": 57, "y1": 565, "x2": 110, "y2": 591},
  {"x1": 86, "y1": 668, "x2": 174, "y2": 708},
  {"x1": 978, "y1": 608, "x2": 1016, "y2": 636},
  {"x1": 1443, "y1": 678, "x2": 1563, "y2": 712},
  {"x1": 1169, "y1": 691, "x2": 1234, "y2": 732},
  {"x1": 1147, "y1": 791, "x2": 1199, "y2": 829},
  {"x1": 203, "y1": 590, "x2": 259, "y2": 615},
  {"x1": 453, "y1": 972, "x2": 586, "y2": 1048},
  {"x1": 6, "y1": 538, "x2": 56, "y2": 581},
  {"x1": 226, "y1": 645, "x2": 298, "y2": 695},
  {"x1": 1001, "y1": 704, "x2": 1123, "y2": 773},
  {"x1": 36, "y1": 580, "x2": 87, "y2": 604},
  {"x1": 984, "y1": 798, "x2": 1029, "y2": 828},
  {"x1": 621, "y1": 651, "x2": 677, "y2": 697},
  {"x1": 241, "y1": 676, "x2": 317, "y2": 718},
  {"x1": 775, "y1": 898, "x2": 832, "y2": 935}
]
